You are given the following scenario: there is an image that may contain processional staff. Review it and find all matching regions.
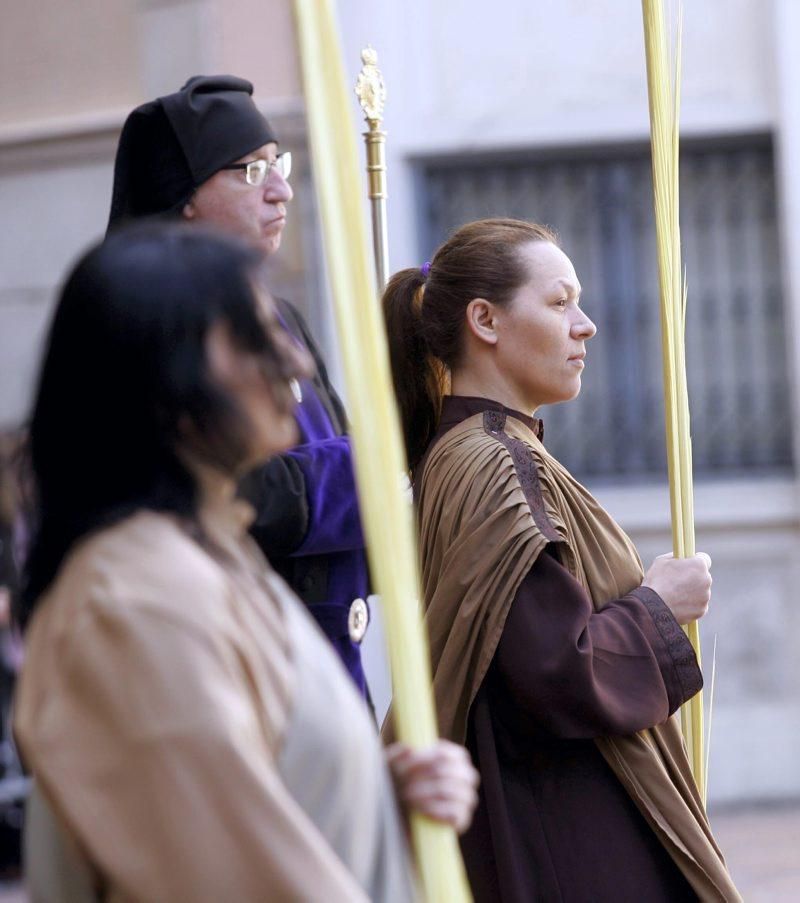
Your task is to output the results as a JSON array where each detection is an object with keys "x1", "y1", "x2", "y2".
[
  {"x1": 292, "y1": 2, "x2": 472, "y2": 899},
  {"x1": 641, "y1": 0, "x2": 706, "y2": 803},
  {"x1": 355, "y1": 46, "x2": 390, "y2": 289}
]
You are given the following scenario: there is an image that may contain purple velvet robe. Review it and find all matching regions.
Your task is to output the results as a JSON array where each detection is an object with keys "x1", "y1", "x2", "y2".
[{"x1": 243, "y1": 300, "x2": 370, "y2": 699}]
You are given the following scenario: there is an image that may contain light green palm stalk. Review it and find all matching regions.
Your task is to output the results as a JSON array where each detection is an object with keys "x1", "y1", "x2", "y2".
[
  {"x1": 292, "y1": 1, "x2": 473, "y2": 898},
  {"x1": 641, "y1": 0, "x2": 706, "y2": 803}
]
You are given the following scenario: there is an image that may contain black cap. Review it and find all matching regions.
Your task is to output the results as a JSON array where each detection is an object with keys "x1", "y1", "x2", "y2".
[{"x1": 107, "y1": 75, "x2": 277, "y2": 230}]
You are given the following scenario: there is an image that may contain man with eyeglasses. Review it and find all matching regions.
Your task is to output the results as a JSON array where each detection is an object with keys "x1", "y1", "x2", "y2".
[{"x1": 107, "y1": 76, "x2": 374, "y2": 703}]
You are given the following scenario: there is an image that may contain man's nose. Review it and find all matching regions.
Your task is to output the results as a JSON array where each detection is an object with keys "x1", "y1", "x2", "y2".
[{"x1": 265, "y1": 171, "x2": 293, "y2": 204}]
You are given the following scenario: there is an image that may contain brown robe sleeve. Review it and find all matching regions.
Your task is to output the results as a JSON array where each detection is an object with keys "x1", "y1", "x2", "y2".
[{"x1": 492, "y1": 546, "x2": 703, "y2": 739}]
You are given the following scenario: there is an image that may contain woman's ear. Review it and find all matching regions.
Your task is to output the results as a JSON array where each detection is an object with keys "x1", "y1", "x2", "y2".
[{"x1": 464, "y1": 298, "x2": 499, "y2": 347}]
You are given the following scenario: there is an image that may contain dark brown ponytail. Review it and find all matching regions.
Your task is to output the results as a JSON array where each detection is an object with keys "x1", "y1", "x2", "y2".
[
  {"x1": 382, "y1": 267, "x2": 448, "y2": 473},
  {"x1": 383, "y1": 218, "x2": 558, "y2": 473}
]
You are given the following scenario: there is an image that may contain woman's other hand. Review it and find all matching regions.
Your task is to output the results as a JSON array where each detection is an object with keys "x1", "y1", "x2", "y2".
[
  {"x1": 643, "y1": 552, "x2": 712, "y2": 625},
  {"x1": 385, "y1": 740, "x2": 479, "y2": 834}
]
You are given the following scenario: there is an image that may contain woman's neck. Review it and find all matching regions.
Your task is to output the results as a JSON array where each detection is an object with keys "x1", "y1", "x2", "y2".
[
  {"x1": 178, "y1": 449, "x2": 237, "y2": 511},
  {"x1": 450, "y1": 370, "x2": 538, "y2": 417}
]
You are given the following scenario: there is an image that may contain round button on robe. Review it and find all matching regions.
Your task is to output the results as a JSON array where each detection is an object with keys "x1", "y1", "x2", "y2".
[{"x1": 348, "y1": 597, "x2": 369, "y2": 644}]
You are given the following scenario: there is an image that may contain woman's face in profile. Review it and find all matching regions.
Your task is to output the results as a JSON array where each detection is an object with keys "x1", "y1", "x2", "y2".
[
  {"x1": 493, "y1": 241, "x2": 597, "y2": 412},
  {"x1": 205, "y1": 290, "x2": 314, "y2": 469}
]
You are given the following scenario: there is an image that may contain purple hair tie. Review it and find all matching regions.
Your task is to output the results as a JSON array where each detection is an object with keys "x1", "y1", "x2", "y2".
[{"x1": 420, "y1": 261, "x2": 432, "y2": 278}]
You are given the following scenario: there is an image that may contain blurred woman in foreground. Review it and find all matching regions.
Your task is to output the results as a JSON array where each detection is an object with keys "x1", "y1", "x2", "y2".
[
  {"x1": 383, "y1": 218, "x2": 740, "y2": 901},
  {"x1": 14, "y1": 223, "x2": 477, "y2": 902}
]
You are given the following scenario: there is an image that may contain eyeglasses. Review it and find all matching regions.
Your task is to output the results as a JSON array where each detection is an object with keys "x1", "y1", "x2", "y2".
[{"x1": 221, "y1": 151, "x2": 292, "y2": 187}]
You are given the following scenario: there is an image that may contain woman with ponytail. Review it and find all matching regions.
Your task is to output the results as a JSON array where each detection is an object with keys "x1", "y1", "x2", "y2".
[{"x1": 383, "y1": 219, "x2": 739, "y2": 901}]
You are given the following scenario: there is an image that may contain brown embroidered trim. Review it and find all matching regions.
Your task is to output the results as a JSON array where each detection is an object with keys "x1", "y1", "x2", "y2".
[
  {"x1": 482, "y1": 410, "x2": 561, "y2": 542},
  {"x1": 630, "y1": 586, "x2": 704, "y2": 705}
]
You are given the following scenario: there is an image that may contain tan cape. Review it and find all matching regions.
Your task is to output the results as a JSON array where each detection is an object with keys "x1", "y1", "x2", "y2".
[{"x1": 415, "y1": 409, "x2": 740, "y2": 902}]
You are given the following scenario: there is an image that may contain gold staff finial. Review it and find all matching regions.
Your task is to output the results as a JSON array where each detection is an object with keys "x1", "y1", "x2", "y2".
[
  {"x1": 355, "y1": 45, "x2": 390, "y2": 287},
  {"x1": 355, "y1": 45, "x2": 386, "y2": 124}
]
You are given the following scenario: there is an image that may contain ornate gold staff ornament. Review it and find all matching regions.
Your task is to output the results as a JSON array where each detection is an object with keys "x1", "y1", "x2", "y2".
[{"x1": 355, "y1": 46, "x2": 390, "y2": 288}]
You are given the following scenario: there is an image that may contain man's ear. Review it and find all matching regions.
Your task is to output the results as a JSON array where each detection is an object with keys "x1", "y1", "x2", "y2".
[
  {"x1": 182, "y1": 201, "x2": 196, "y2": 220},
  {"x1": 465, "y1": 298, "x2": 499, "y2": 346}
]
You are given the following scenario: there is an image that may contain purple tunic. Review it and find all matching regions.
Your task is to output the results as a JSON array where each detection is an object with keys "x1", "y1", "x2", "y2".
[{"x1": 243, "y1": 300, "x2": 370, "y2": 699}]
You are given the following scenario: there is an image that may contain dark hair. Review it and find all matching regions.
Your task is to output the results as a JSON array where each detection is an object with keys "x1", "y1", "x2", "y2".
[
  {"x1": 18, "y1": 222, "x2": 290, "y2": 627},
  {"x1": 0, "y1": 428, "x2": 25, "y2": 596},
  {"x1": 0, "y1": 428, "x2": 24, "y2": 529},
  {"x1": 382, "y1": 218, "x2": 557, "y2": 471}
]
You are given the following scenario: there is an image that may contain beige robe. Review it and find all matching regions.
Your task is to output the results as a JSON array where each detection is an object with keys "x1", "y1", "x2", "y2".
[{"x1": 15, "y1": 496, "x2": 415, "y2": 902}]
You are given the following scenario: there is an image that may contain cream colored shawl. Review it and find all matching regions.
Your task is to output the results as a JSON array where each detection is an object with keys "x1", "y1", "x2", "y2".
[{"x1": 417, "y1": 411, "x2": 740, "y2": 902}]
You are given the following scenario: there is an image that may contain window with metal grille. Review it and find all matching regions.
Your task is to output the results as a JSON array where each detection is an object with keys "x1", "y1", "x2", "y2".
[{"x1": 417, "y1": 136, "x2": 793, "y2": 482}]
